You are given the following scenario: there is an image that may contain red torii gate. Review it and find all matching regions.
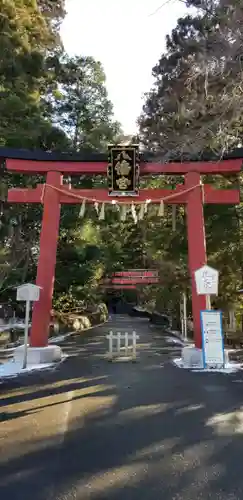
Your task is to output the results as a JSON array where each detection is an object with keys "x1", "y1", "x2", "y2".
[{"x1": 5, "y1": 149, "x2": 241, "y2": 349}]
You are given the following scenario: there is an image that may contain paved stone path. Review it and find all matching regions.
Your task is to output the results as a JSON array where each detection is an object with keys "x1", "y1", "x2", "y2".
[{"x1": 1, "y1": 315, "x2": 243, "y2": 499}]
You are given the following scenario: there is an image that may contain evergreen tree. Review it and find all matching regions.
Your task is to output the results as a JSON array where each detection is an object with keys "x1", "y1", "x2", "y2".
[
  {"x1": 53, "y1": 55, "x2": 121, "y2": 151},
  {"x1": 139, "y1": 0, "x2": 243, "y2": 157}
]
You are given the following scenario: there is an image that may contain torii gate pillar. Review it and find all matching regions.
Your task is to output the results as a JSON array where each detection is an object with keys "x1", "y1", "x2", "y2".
[
  {"x1": 32, "y1": 171, "x2": 62, "y2": 347},
  {"x1": 186, "y1": 172, "x2": 207, "y2": 348}
]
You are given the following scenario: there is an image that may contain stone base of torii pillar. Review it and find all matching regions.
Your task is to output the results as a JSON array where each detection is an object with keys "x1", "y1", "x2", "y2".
[
  {"x1": 13, "y1": 345, "x2": 62, "y2": 365},
  {"x1": 181, "y1": 345, "x2": 230, "y2": 369}
]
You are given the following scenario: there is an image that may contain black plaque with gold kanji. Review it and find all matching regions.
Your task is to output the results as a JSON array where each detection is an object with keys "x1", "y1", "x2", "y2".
[{"x1": 107, "y1": 145, "x2": 139, "y2": 196}]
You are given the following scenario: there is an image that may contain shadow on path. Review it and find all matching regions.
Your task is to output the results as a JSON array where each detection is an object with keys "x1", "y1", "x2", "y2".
[{"x1": 1, "y1": 316, "x2": 243, "y2": 499}]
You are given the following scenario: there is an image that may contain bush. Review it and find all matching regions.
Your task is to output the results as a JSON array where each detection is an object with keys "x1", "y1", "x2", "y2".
[{"x1": 49, "y1": 302, "x2": 108, "y2": 337}]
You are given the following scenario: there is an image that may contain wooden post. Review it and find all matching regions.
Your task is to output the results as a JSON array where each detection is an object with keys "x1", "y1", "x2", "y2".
[
  {"x1": 30, "y1": 171, "x2": 62, "y2": 347},
  {"x1": 132, "y1": 331, "x2": 137, "y2": 358},
  {"x1": 206, "y1": 295, "x2": 211, "y2": 310},
  {"x1": 117, "y1": 331, "x2": 121, "y2": 355},
  {"x1": 125, "y1": 332, "x2": 129, "y2": 357},
  {"x1": 107, "y1": 331, "x2": 113, "y2": 359},
  {"x1": 186, "y1": 172, "x2": 207, "y2": 349},
  {"x1": 183, "y1": 292, "x2": 188, "y2": 341}
]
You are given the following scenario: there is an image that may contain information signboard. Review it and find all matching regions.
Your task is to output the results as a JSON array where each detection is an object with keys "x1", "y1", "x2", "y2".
[
  {"x1": 17, "y1": 283, "x2": 41, "y2": 302},
  {"x1": 201, "y1": 310, "x2": 225, "y2": 369}
]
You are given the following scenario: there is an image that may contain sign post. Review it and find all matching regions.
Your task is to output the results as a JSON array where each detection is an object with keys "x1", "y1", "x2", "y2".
[
  {"x1": 23, "y1": 299, "x2": 30, "y2": 370},
  {"x1": 182, "y1": 292, "x2": 188, "y2": 341},
  {"x1": 16, "y1": 283, "x2": 41, "y2": 369},
  {"x1": 206, "y1": 294, "x2": 211, "y2": 310},
  {"x1": 194, "y1": 265, "x2": 225, "y2": 369}
]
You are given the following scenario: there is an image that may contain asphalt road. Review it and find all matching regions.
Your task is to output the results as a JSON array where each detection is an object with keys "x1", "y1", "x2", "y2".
[{"x1": 1, "y1": 315, "x2": 243, "y2": 499}]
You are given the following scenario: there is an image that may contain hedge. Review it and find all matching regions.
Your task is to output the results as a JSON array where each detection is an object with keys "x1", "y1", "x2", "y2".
[{"x1": 49, "y1": 302, "x2": 108, "y2": 337}]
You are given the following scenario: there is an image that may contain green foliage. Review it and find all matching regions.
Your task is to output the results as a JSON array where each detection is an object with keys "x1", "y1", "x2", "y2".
[
  {"x1": 138, "y1": 0, "x2": 243, "y2": 318},
  {"x1": 53, "y1": 54, "x2": 121, "y2": 151},
  {"x1": 0, "y1": 0, "x2": 121, "y2": 304},
  {"x1": 139, "y1": 0, "x2": 243, "y2": 157},
  {"x1": 1, "y1": 0, "x2": 243, "y2": 327}
]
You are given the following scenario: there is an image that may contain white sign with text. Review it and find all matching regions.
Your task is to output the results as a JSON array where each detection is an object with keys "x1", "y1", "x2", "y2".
[
  {"x1": 16, "y1": 283, "x2": 41, "y2": 302},
  {"x1": 195, "y1": 265, "x2": 219, "y2": 295},
  {"x1": 201, "y1": 310, "x2": 225, "y2": 369}
]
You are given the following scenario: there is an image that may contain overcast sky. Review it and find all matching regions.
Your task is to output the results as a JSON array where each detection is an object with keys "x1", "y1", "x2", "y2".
[{"x1": 61, "y1": 0, "x2": 188, "y2": 135}]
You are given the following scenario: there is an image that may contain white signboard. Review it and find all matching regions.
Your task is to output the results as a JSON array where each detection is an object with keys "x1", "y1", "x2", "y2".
[
  {"x1": 195, "y1": 265, "x2": 219, "y2": 295},
  {"x1": 201, "y1": 310, "x2": 225, "y2": 369},
  {"x1": 16, "y1": 283, "x2": 41, "y2": 302}
]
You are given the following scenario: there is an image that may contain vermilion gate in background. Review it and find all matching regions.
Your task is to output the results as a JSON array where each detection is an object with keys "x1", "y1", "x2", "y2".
[
  {"x1": 4, "y1": 148, "x2": 241, "y2": 348},
  {"x1": 102, "y1": 270, "x2": 159, "y2": 289}
]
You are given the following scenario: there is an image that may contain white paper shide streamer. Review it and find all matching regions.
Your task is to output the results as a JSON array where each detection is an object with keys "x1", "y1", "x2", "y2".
[
  {"x1": 94, "y1": 201, "x2": 99, "y2": 214},
  {"x1": 131, "y1": 202, "x2": 138, "y2": 223},
  {"x1": 158, "y1": 200, "x2": 164, "y2": 216},
  {"x1": 79, "y1": 198, "x2": 86, "y2": 218},
  {"x1": 99, "y1": 202, "x2": 105, "y2": 220},
  {"x1": 75, "y1": 191, "x2": 181, "y2": 227},
  {"x1": 138, "y1": 203, "x2": 145, "y2": 220}
]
